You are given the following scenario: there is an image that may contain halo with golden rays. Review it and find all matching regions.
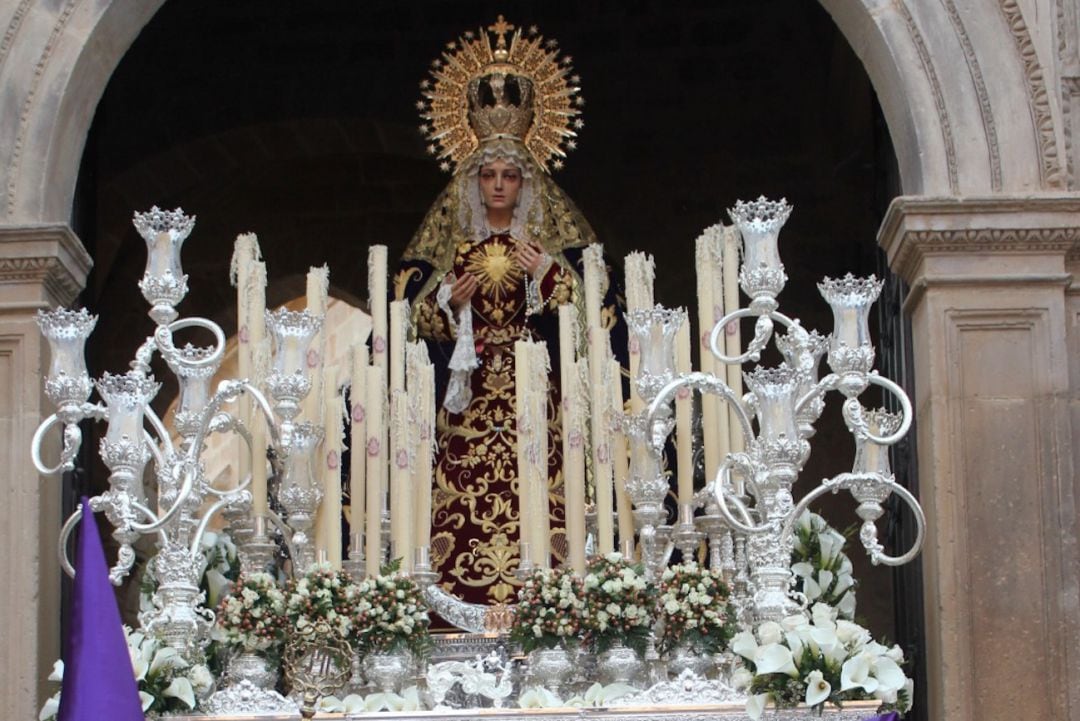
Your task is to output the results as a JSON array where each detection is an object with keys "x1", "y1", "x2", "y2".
[{"x1": 417, "y1": 16, "x2": 584, "y2": 173}]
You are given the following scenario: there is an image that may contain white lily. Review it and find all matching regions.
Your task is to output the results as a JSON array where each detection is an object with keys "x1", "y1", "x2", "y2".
[
  {"x1": 838, "y1": 590, "x2": 857, "y2": 618},
  {"x1": 731, "y1": 630, "x2": 759, "y2": 660},
  {"x1": 399, "y1": 686, "x2": 422, "y2": 711},
  {"x1": 870, "y1": 655, "x2": 908, "y2": 694},
  {"x1": 150, "y1": 646, "x2": 187, "y2": 675},
  {"x1": 316, "y1": 696, "x2": 345, "y2": 712},
  {"x1": 205, "y1": 568, "x2": 232, "y2": 608},
  {"x1": 840, "y1": 653, "x2": 879, "y2": 693},
  {"x1": 163, "y1": 676, "x2": 196, "y2": 709},
  {"x1": 818, "y1": 531, "x2": 842, "y2": 565},
  {"x1": 139, "y1": 691, "x2": 155, "y2": 712},
  {"x1": 746, "y1": 692, "x2": 770, "y2": 721},
  {"x1": 754, "y1": 643, "x2": 798, "y2": 677},
  {"x1": 805, "y1": 668, "x2": 831, "y2": 706},
  {"x1": 363, "y1": 692, "x2": 399, "y2": 711},
  {"x1": 341, "y1": 694, "x2": 367, "y2": 714},
  {"x1": 38, "y1": 693, "x2": 60, "y2": 721}
]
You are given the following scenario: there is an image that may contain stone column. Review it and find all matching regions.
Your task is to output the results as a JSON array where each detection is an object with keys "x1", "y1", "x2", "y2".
[
  {"x1": 879, "y1": 196, "x2": 1080, "y2": 721},
  {"x1": 0, "y1": 225, "x2": 91, "y2": 721}
]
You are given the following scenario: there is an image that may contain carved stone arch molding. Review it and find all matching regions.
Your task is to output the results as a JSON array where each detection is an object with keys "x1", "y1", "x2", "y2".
[
  {"x1": 0, "y1": 0, "x2": 1068, "y2": 228},
  {"x1": 820, "y1": 0, "x2": 1064, "y2": 194}
]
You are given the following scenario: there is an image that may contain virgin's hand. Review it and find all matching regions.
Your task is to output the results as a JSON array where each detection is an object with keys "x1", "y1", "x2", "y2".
[
  {"x1": 513, "y1": 241, "x2": 547, "y2": 276},
  {"x1": 449, "y1": 273, "x2": 479, "y2": 311}
]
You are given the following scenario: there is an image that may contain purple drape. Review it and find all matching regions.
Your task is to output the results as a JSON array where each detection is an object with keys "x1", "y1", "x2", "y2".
[{"x1": 57, "y1": 497, "x2": 144, "y2": 721}]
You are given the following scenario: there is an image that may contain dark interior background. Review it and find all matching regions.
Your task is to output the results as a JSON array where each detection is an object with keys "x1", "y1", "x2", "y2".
[{"x1": 70, "y1": 1, "x2": 923, "y2": 715}]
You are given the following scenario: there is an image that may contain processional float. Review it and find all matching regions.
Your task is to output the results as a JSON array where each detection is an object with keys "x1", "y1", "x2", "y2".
[{"x1": 32, "y1": 17, "x2": 926, "y2": 721}]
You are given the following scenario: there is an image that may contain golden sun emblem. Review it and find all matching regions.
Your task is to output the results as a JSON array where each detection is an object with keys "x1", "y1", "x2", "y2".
[{"x1": 464, "y1": 240, "x2": 522, "y2": 302}]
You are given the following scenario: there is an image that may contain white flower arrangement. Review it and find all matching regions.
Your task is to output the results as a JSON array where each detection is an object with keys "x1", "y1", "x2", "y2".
[
  {"x1": 656, "y1": 561, "x2": 737, "y2": 656},
  {"x1": 212, "y1": 571, "x2": 286, "y2": 653},
  {"x1": 510, "y1": 566, "x2": 585, "y2": 653},
  {"x1": 791, "y1": 511, "x2": 857, "y2": 618},
  {"x1": 284, "y1": 563, "x2": 360, "y2": 642},
  {"x1": 39, "y1": 626, "x2": 215, "y2": 720},
  {"x1": 352, "y1": 572, "x2": 432, "y2": 659},
  {"x1": 581, "y1": 553, "x2": 656, "y2": 656},
  {"x1": 732, "y1": 602, "x2": 912, "y2": 719}
]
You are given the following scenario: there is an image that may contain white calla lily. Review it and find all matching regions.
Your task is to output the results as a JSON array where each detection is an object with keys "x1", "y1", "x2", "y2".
[
  {"x1": 731, "y1": 630, "x2": 759, "y2": 660},
  {"x1": 163, "y1": 676, "x2": 196, "y2": 709},
  {"x1": 139, "y1": 691, "x2": 155, "y2": 712},
  {"x1": 754, "y1": 643, "x2": 798, "y2": 677},
  {"x1": 746, "y1": 692, "x2": 770, "y2": 721},
  {"x1": 399, "y1": 686, "x2": 422, "y2": 711},
  {"x1": 342, "y1": 694, "x2": 367, "y2": 713},
  {"x1": 791, "y1": 562, "x2": 815, "y2": 579},
  {"x1": 38, "y1": 694, "x2": 60, "y2": 721},
  {"x1": 364, "y1": 692, "x2": 397, "y2": 711},
  {"x1": 871, "y1": 655, "x2": 908, "y2": 694},
  {"x1": 316, "y1": 696, "x2": 345, "y2": 712},
  {"x1": 150, "y1": 646, "x2": 187, "y2": 675},
  {"x1": 840, "y1": 653, "x2": 879, "y2": 693},
  {"x1": 805, "y1": 669, "x2": 831, "y2": 706},
  {"x1": 838, "y1": 590, "x2": 857, "y2": 618}
]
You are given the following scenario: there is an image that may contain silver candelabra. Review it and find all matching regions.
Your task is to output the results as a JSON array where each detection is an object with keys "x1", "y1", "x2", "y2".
[
  {"x1": 34, "y1": 207, "x2": 329, "y2": 657},
  {"x1": 634, "y1": 196, "x2": 925, "y2": 623}
]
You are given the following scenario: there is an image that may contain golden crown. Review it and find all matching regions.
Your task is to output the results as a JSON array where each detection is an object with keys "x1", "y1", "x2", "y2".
[{"x1": 417, "y1": 16, "x2": 585, "y2": 173}]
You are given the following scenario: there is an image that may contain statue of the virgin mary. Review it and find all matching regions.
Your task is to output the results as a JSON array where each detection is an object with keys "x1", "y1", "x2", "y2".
[{"x1": 394, "y1": 17, "x2": 624, "y2": 607}]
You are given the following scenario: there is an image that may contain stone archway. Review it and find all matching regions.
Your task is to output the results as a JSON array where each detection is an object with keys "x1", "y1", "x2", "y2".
[{"x1": 2, "y1": 4, "x2": 1078, "y2": 721}]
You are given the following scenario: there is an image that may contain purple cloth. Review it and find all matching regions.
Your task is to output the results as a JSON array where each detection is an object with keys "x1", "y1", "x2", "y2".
[
  {"x1": 862, "y1": 713, "x2": 900, "y2": 721},
  {"x1": 57, "y1": 498, "x2": 145, "y2": 721}
]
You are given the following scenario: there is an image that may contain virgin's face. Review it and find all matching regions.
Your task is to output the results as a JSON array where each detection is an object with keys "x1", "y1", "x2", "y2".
[{"x1": 478, "y1": 159, "x2": 522, "y2": 212}]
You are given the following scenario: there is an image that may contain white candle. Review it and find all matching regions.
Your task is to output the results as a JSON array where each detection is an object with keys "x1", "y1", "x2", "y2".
[
  {"x1": 583, "y1": 246, "x2": 615, "y2": 554},
  {"x1": 303, "y1": 265, "x2": 329, "y2": 423},
  {"x1": 231, "y1": 235, "x2": 260, "y2": 493},
  {"x1": 365, "y1": 364, "x2": 385, "y2": 577},
  {"x1": 696, "y1": 228, "x2": 730, "y2": 481},
  {"x1": 514, "y1": 340, "x2": 534, "y2": 565},
  {"x1": 564, "y1": 357, "x2": 587, "y2": 575},
  {"x1": 530, "y1": 342, "x2": 551, "y2": 568},
  {"x1": 412, "y1": 355, "x2": 435, "y2": 551},
  {"x1": 675, "y1": 318, "x2": 694, "y2": 506},
  {"x1": 249, "y1": 260, "x2": 269, "y2": 516},
  {"x1": 389, "y1": 300, "x2": 408, "y2": 392},
  {"x1": 349, "y1": 345, "x2": 368, "y2": 553},
  {"x1": 320, "y1": 374, "x2": 343, "y2": 567},
  {"x1": 609, "y1": 358, "x2": 634, "y2": 555},
  {"x1": 624, "y1": 252, "x2": 655, "y2": 416},
  {"x1": 722, "y1": 226, "x2": 745, "y2": 453},
  {"x1": 389, "y1": 388, "x2": 412, "y2": 572},
  {"x1": 369, "y1": 245, "x2": 388, "y2": 374}
]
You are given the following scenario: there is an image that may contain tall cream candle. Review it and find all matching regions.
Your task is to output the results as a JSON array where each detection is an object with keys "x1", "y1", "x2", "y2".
[
  {"x1": 389, "y1": 300, "x2": 407, "y2": 392},
  {"x1": 722, "y1": 226, "x2": 745, "y2": 454},
  {"x1": 249, "y1": 260, "x2": 269, "y2": 516},
  {"x1": 609, "y1": 358, "x2": 634, "y2": 555},
  {"x1": 624, "y1": 252, "x2": 655, "y2": 415},
  {"x1": 583, "y1": 245, "x2": 615, "y2": 554},
  {"x1": 349, "y1": 345, "x2": 368, "y2": 553},
  {"x1": 230, "y1": 234, "x2": 260, "y2": 493},
  {"x1": 530, "y1": 342, "x2": 551, "y2": 568},
  {"x1": 303, "y1": 265, "x2": 329, "y2": 423},
  {"x1": 695, "y1": 233, "x2": 719, "y2": 484},
  {"x1": 675, "y1": 318, "x2": 694, "y2": 506},
  {"x1": 514, "y1": 340, "x2": 534, "y2": 564},
  {"x1": 412, "y1": 358, "x2": 435, "y2": 551},
  {"x1": 369, "y1": 245, "x2": 388, "y2": 374},
  {"x1": 365, "y1": 364, "x2": 386, "y2": 577},
  {"x1": 321, "y1": 375, "x2": 343, "y2": 567},
  {"x1": 564, "y1": 357, "x2": 587, "y2": 574},
  {"x1": 389, "y1": 388, "x2": 412, "y2": 572}
]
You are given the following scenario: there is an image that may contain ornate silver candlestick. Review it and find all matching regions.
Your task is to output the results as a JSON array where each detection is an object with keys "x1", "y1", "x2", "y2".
[{"x1": 645, "y1": 196, "x2": 926, "y2": 623}]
